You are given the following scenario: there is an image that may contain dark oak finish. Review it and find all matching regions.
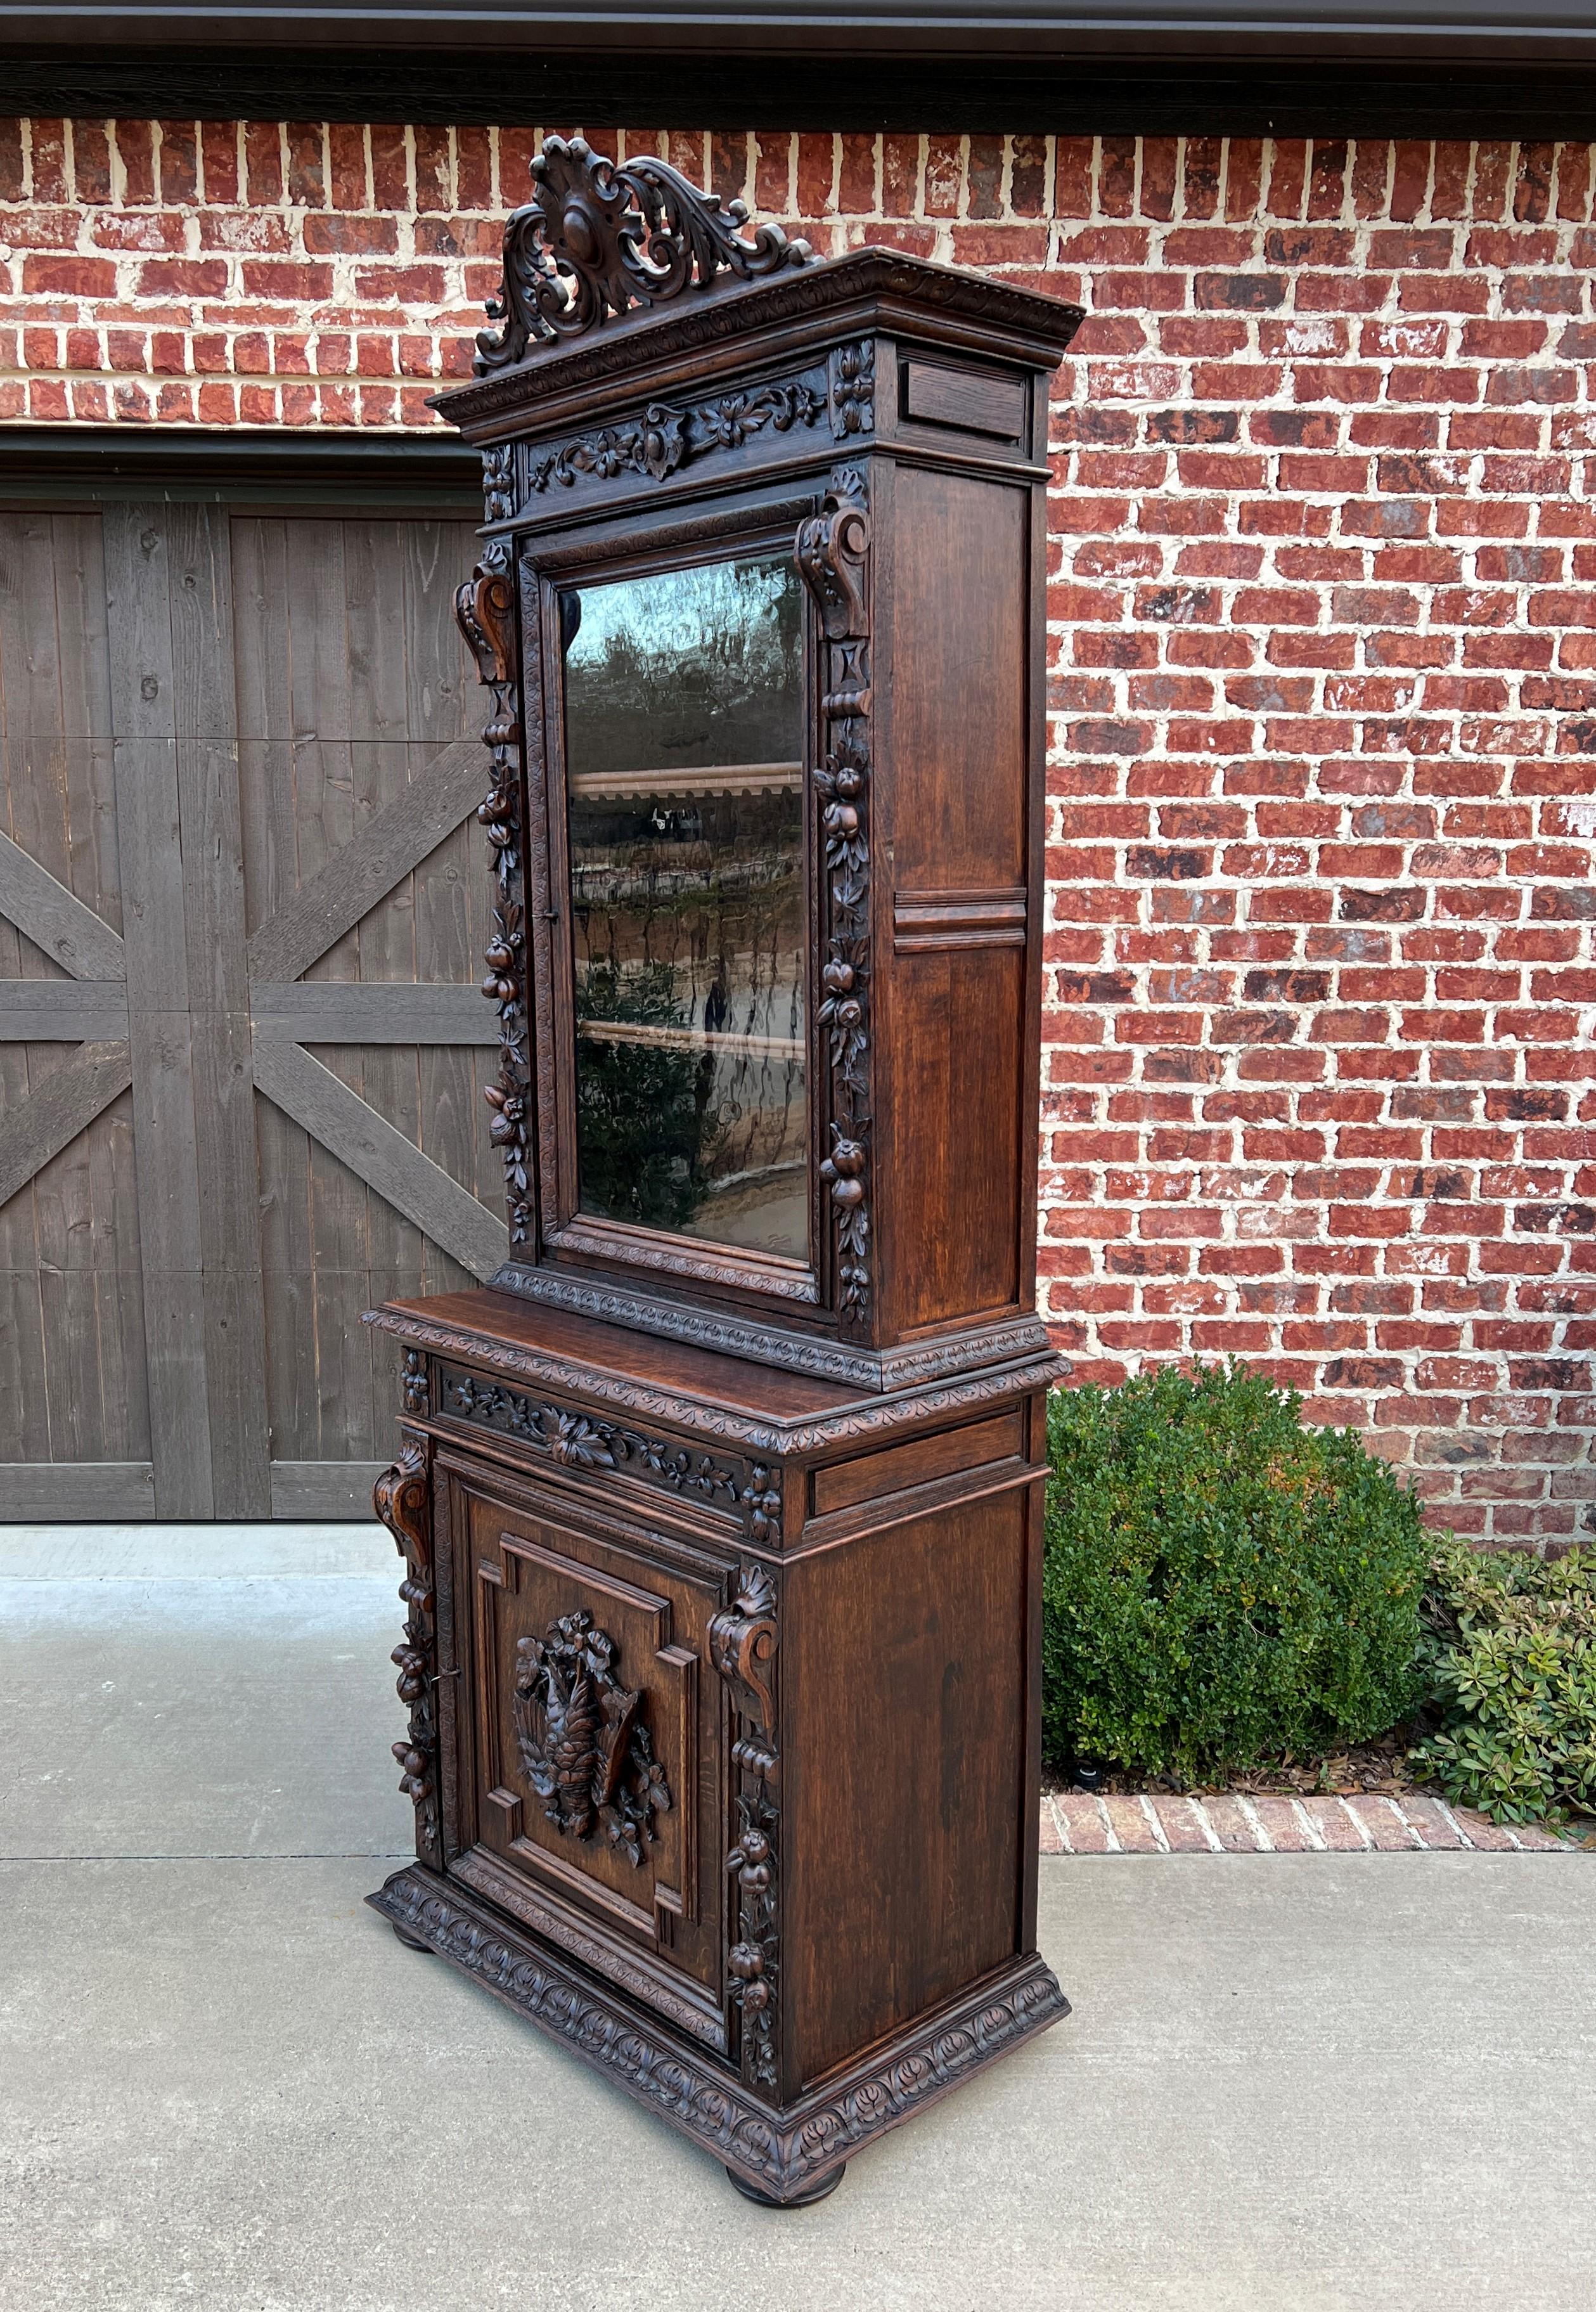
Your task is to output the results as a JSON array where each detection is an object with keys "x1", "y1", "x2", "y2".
[{"x1": 367, "y1": 141, "x2": 1079, "y2": 2202}]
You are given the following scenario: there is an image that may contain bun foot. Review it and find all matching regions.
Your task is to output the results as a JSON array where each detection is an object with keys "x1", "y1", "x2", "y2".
[
  {"x1": 724, "y1": 2162, "x2": 846, "y2": 2209},
  {"x1": 390, "y1": 1921, "x2": 435, "y2": 1954}
]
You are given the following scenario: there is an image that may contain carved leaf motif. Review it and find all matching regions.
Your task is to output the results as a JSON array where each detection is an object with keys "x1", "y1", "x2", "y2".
[
  {"x1": 477, "y1": 135, "x2": 812, "y2": 373},
  {"x1": 482, "y1": 442, "x2": 516, "y2": 522},
  {"x1": 440, "y1": 1367, "x2": 756, "y2": 1520},
  {"x1": 400, "y1": 1348, "x2": 429, "y2": 1417},
  {"x1": 828, "y1": 340, "x2": 875, "y2": 438},
  {"x1": 527, "y1": 378, "x2": 823, "y2": 494}
]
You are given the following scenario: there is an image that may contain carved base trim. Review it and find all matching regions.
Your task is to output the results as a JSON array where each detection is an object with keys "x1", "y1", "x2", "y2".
[
  {"x1": 368, "y1": 1865, "x2": 1069, "y2": 2204},
  {"x1": 725, "y1": 2162, "x2": 846, "y2": 2209}
]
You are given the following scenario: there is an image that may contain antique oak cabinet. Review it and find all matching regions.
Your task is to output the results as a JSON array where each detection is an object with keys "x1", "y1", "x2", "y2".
[{"x1": 367, "y1": 138, "x2": 1083, "y2": 2206}]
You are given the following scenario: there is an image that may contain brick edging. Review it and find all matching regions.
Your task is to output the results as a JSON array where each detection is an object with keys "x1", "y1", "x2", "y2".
[{"x1": 1042, "y1": 1789, "x2": 1576, "y2": 1852}]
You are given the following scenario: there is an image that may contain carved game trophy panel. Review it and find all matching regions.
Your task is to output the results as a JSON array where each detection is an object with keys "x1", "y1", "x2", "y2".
[{"x1": 452, "y1": 1477, "x2": 728, "y2": 2031}]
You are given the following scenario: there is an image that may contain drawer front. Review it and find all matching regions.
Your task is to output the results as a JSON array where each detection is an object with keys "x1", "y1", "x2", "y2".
[{"x1": 444, "y1": 1454, "x2": 732, "y2": 2046}]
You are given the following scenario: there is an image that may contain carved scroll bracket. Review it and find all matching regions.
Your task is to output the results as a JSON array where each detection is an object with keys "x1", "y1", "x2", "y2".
[
  {"x1": 711, "y1": 1565, "x2": 781, "y2": 2095},
  {"x1": 373, "y1": 1439, "x2": 442, "y2": 1871},
  {"x1": 477, "y1": 135, "x2": 812, "y2": 374},
  {"x1": 457, "y1": 550, "x2": 534, "y2": 1248},
  {"x1": 797, "y1": 465, "x2": 874, "y2": 1326}
]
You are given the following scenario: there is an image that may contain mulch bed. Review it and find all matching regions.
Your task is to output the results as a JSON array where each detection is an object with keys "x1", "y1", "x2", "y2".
[{"x1": 1043, "y1": 1722, "x2": 1429, "y2": 1805}]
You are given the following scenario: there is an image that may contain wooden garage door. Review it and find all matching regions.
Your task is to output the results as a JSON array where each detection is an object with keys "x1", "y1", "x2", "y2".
[{"x1": 0, "y1": 491, "x2": 504, "y2": 1520}]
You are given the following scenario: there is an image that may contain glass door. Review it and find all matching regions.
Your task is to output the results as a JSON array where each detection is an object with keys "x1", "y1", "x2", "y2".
[{"x1": 555, "y1": 549, "x2": 811, "y2": 1270}]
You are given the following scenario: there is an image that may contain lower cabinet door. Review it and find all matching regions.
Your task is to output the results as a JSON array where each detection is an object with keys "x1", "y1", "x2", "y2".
[{"x1": 441, "y1": 1450, "x2": 732, "y2": 2053}]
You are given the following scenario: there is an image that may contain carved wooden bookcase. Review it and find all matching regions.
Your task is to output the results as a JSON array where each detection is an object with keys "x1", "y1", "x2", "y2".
[{"x1": 367, "y1": 138, "x2": 1083, "y2": 2207}]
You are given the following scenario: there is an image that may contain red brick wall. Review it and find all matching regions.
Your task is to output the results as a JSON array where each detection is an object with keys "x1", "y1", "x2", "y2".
[{"x1": 3, "y1": 120, "x2": 1592, "y2": 1544}]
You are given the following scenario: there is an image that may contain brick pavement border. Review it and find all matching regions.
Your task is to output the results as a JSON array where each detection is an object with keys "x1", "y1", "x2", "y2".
[{"x1": 1041, "y1": 1790, "x2": 1578, "y2": 1852}]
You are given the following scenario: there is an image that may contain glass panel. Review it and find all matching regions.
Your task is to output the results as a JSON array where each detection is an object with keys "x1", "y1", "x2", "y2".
[{"x1": 561, "y1": 552, "x2": 807, "y2": 1261}]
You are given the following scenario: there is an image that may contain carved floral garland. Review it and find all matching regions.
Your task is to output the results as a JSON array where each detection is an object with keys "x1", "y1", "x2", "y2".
[
  {"x1": 441, "y1": 1365, "x2": 769, "y2": 1516},
  {"x1": 373, "y1": 1440, "x2": 442, "y2": 1871},
  {"x1": 796, "y1": 465, "x2": 874, "y2": 1320},
  {"x1": 456, "y1": 539, "x2": 534, "y2": 1246},
  {"x1": 529, "y1": 377, "x2": 823, "y2": 493},
  {"x1": 710, "y1": 1563, "x2": 782, "y2": 2095}
]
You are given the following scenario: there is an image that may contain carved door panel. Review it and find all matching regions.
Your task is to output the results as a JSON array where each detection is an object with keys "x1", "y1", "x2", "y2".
[{"x1": 446, "y1": 1457, "x2": 730, "y2": 2049}]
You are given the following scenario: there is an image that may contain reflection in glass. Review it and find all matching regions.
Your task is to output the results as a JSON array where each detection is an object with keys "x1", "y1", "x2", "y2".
[{"x1": 562, "y1": 553, "x2": 807, "y2": 1260}]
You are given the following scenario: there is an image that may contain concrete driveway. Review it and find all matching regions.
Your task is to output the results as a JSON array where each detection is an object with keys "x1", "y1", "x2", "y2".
[{"x1": 3, "y1": 1530, "x2": 1592, "y2": 2312}]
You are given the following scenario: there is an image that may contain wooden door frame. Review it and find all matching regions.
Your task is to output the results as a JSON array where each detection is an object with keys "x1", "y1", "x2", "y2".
[{"x1": 0, "y1": 429, "x2": 493, "y2": 1521}]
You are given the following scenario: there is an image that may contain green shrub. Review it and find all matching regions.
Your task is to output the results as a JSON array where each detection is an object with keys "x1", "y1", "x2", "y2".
[
  {"x1": 1042, "y1": 1364, "x2": 1430, "y2": 1783},
  {"x1": 1411, "y1": 1537, "x2": 1596, "y2": 1824}
]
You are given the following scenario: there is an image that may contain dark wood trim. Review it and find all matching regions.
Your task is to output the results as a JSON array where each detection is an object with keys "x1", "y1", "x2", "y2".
[{"x1": 6, "y1": 43, "x2": 1596, "y2": 136}]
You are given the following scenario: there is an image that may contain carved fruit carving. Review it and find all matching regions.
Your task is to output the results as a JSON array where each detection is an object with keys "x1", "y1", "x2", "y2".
[
  {"x1": 796, "y1": 465, "x2": 874, "y2": 1321},
  {"x1": 373, "y1": 1441, "x2": 441, "y2": 1870},
  {"x1": 456, "y1": 546, "x2": 534, "y2": 1246},
  {"x1": 711, "y1": 1564, "x2": 782, "y2": 2093},
  {"x1": 512, "y1": 1610, "x2": 671, "y2": 1867}
]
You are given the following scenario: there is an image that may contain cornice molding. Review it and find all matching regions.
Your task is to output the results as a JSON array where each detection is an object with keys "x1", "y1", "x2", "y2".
[{"x1": 435, "y1": 247, "x2": 1083, "y2": 432}]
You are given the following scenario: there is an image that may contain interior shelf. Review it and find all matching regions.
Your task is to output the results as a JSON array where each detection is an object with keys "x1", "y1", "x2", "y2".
[
  {"x1": 568, "y1": 761, "x2": 803, "y2": 803},
  {"x1": 577, "y1": 1017, "x2": 806, "y2": 1061}
]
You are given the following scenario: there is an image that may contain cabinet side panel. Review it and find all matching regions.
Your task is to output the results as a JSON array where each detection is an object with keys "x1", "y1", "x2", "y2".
[
  {"x1": 892, "y1": 945, "x2": 1024, "y2": 1327},
  {"x1": 886, "y1": 466, "x2": 1027, "y2": 893},
  {"x1": 785, "y1": 1488, "x2": 1028, "y2": 2090},
  {"x1": 881, "y1": 466, "x2": 1031, "y2": 1333}
]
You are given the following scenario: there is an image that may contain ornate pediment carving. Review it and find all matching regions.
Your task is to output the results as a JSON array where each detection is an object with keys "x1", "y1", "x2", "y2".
[{"x1": 476, "y1": 136, "x2": 812, "y2": 375}]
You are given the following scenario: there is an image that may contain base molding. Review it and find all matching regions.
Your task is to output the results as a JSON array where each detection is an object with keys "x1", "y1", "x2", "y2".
[
  {"x1": 368, "y1": 1865, "x2": 1069, "y2": 2204},
  {"x1": 489, "y1": 1263, "x2": 1060, "y2": 1394}
]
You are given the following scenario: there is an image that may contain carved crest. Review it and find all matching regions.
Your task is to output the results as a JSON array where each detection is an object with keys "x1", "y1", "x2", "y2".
[
  {"x1": 476, "y1": 136, "x2": 812, "y2": 374},
  {"x1": 512, "y1": 1610, "x2": 671, "y2": 1866}
]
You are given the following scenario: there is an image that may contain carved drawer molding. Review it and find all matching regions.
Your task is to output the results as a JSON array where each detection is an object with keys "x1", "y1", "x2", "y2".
[{"x1": 436, "y1": 1360, "x2": 782, "y2": 1543}]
